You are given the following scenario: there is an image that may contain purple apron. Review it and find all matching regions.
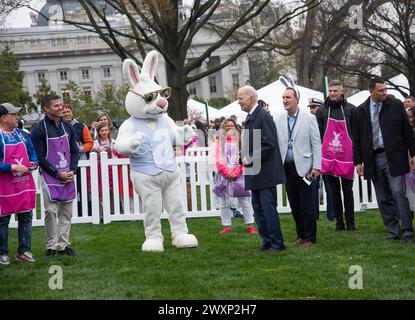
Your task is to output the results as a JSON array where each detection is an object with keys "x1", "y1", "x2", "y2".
[
  {"x1": 0, "y1": 129, "x2": 36, "y2": 215},
  {"x1": 321, "y1": 106, "x2": 354, "y2": 180},
  {"x1": 40, "y1": 121, "x2": 76, "y2": 202}
]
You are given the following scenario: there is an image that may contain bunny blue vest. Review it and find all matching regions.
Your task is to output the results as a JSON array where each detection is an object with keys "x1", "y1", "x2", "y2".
[{"x1": 127, "y1": 117, "x2": 177, "y2": 175}]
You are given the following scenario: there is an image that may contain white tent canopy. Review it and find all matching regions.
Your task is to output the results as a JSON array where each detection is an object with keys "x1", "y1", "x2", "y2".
[
  {"x1": 347, "y1": 74, "x2": 410, "y2": 107},
  {"x1": 187, "y1": 99, "x2": 219, "y2": 122},
  {"x1": 217, "y1": 77, "x2": 324, "y2": 124}
]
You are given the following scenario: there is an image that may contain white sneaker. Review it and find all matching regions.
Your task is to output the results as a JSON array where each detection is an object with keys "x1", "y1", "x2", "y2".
[
  {"x1": 0, "y1": 255, "x2": 10, "y2": 265},
  {"x1": 16, "y1": 251, "x2": 36, "y2": 262}
]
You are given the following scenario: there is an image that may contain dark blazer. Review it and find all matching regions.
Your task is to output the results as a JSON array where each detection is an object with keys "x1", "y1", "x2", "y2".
[
  {"x1": 242, "y1": 105, "x2": 285, "y2": 190},
  {"x1": 352, "y1": 96, "x2": 415, "y2": 179}
]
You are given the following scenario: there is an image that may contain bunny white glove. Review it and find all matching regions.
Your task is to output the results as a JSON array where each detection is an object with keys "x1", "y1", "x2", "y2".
[
  {"x1": 183, "y1": 124, "x2": 196, "y2": 144},
  {"x1": 129, "y1": 131, "x2": 145, "y2": 153}
]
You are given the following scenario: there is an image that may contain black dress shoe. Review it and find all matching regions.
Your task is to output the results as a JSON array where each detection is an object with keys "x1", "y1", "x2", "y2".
[
  {"x1": 45, "y1": 249, "x2": 57, "y2": 258},
  {"x1": 386, "y1": 235, "x2": 401, "y2": 241},
  {"x1": 401, "y1": 237, "x2": 414, "y2": 244},
  {"x1": 268, "y1": 246, "x2": 287, "y2": 253},
  {"x1": 257, "y1": 244, "x2": 271, "y2": 252},
  {"x1": 335, "y1": 223, "x2": 345, "y2": 231},
  {"x1": 58, "y1": 247, "x2": 76, "y2": 256},
  {"x1": 346, "y1": 224, "x2": 356, "y2": 231}
]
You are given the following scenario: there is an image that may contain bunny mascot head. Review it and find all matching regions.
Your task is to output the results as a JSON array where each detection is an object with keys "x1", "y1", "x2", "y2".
[
  {"x1": 122, "y1": 51, "x2": 171, "y2": 119},
  {"x1": 114, "y1": 50, "x2": 198, "y2": 252}
]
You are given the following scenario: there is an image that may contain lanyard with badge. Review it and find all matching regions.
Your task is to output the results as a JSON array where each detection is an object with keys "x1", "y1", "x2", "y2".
[{"x1": 287, "y1": 109, "x2": 299, "y2": 150}]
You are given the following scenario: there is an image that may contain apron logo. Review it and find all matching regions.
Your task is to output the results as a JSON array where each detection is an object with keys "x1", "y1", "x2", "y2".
[
  {"x1": 13, "y1": 158, "x2": 25, "y2": 177},
  {"x1": 57, "y1": 152, "x2": 68, "y2": 169},
  {"x1": 329, "y1": 132, "x2": 343, "y2": 148}
]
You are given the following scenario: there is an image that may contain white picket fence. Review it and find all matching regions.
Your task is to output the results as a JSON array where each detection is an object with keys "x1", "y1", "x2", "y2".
[{"x1": 9, "y1": 147, "x2": 379, "y2": 228}]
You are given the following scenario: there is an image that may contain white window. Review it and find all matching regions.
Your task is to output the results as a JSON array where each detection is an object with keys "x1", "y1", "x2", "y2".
[
  {"x1": 232, "y1": 74, "x2": 240, "y2": 88},
  {"x1": 61, "y1": 89, "x2": 70, "y2": 100},
  {"x1": 37, "y1": 72, "x2": 46, "y2": 82},
  {"x1": 81, "y1": 69, "x2": 90, "y2": 80},
  {"x1": 209, "y1": 77, "x2": 217, "y2": 93},
  {"x1": 188, "y1": 83, "x2": 196, "y2": 95},
  {"x1": 103, "y1": 67, "x2": 111, "y2": 78},
  {"x1": 83, "y1": 87, "x2": 92, "y2": 96},
  {"x1": 60, "y1": 71, "x2": 68, "y2": 81}
]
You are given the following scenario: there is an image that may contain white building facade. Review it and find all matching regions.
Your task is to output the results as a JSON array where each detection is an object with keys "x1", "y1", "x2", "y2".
[{"x1": 0, "y1": 0, "x2": 250, "y2": 108}]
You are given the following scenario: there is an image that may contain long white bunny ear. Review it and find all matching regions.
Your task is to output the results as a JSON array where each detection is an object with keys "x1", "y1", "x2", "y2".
[
  {"x1": 279, "y1": 76, "x2": 290, "y2": 88},
  {"x1": 280, "y1": 75, "x2": 300, "y2": 100},
  {"x1": 288, "y1": 76, "x2": 296, "y2": 88},
  {"x1": 123, "y1": 59, "x2": 140, "y2": 89},
  {"x1": 141, "y1": 50, "x2": 158, "y2": 81},
  {"x1": 141, "y1": 50, "x2": 158, "y2": 80}
]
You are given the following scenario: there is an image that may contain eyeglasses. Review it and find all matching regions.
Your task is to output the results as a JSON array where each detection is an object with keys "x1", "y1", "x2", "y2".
[{"x1": 129, "y1": 87, "x2": 171, "y2": 104}]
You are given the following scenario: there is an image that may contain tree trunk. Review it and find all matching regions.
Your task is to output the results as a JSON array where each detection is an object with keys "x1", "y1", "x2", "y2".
[
  {"x1": 296, "y1": 5, "x2": 317, "y2": 87},
  {"x1": 165, "y1": 59, "x2": 188, "y2": 121},
  {"x1": 408, "y1": 72, "x2": 415, "y2": 97}
]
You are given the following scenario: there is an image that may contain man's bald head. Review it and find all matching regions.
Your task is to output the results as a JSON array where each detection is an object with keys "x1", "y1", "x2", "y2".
[{"x1": 238, "y1": 86, "x2": 258, "y2": 113}]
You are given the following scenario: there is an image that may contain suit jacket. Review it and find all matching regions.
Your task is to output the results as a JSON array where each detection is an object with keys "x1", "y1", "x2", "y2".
[
  {"x1": 242, "y1": 105, "x2": 285, "y2": 190},
  {"x1": 275, "y1": 109, "x2": 322, "y2": 177},
  {"x1": 352, "y1": 96, "x2": 415, "y2": 179}
]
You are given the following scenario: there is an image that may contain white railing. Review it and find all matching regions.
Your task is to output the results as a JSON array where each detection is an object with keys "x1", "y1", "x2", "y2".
[{"x1": 9, "y1": 147, "x2": 378, "y2": 228}]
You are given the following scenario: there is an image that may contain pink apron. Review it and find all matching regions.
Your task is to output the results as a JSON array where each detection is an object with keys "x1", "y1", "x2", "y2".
[
  {"x1": 0, "y1": 129, "x2": 36, "y2": 216},
  {"x1": 321, "y1": 106, "x2": 354, "y2": 180}
]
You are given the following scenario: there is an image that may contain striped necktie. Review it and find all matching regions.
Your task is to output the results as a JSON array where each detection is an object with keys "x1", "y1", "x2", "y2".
[{"x1": 372, "y1": 103, "x2": 381, "y2": 149}]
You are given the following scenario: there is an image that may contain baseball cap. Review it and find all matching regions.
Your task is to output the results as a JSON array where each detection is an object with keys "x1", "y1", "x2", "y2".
[{"x1": 0, "y1": 102, "x2": 22, "y2": 116}]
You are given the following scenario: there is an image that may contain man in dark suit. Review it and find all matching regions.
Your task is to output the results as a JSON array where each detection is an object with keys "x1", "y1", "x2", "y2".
[
  {"x1": 353, "y1": 77, "x2": 415, "y2": 243},
  {"x1": 238, "y1": 85, "x2": 286, "y2": 252}
]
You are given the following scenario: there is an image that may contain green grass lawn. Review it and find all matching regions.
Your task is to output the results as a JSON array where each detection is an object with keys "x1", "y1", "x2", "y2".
[{"x1": 1, "y1": 209, "x2": 415, "y2": 300}]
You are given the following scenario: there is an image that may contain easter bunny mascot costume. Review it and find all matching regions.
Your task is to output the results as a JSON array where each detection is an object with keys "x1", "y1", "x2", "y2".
[{"x1": 115, "y1": 50, "x2": 198, "y2": 252}]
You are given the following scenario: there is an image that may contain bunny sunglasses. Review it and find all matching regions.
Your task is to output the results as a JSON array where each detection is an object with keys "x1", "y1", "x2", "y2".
[{"x1": 129, "y1": 87, "x2": 171, "y2": 104}]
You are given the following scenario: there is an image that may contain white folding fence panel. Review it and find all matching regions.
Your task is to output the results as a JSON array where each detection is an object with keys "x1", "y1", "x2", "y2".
[
  {"x1": 9, "y1": 152, "x2": 101, "y2": 228},
  {"x1": 8, "y1": 148, "x2": 379, "y2": 227}
]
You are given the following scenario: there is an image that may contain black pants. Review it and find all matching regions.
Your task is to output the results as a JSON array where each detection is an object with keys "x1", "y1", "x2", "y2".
[
  {"x1": 284, "y1": 162, "x2": 316, "y2": 243},
  {"x1": 326, "y1": 175, "x2": 355, "y2": 228}
]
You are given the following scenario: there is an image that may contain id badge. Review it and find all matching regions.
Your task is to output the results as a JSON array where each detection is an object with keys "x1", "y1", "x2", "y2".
[{"x1": 288, "y1": 139, "x2": 293, "y2": 147}]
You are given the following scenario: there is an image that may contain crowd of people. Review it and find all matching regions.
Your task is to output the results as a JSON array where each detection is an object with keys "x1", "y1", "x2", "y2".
[
  {"x1": 231, "y1": 78, "x2": 415, "y2": 253},
  {"x1": 0, "y1": 94, "x2": 127, "y2": 264},
  {"x1": 1, "y1": 76, "x2": 415, "y2": 264}
]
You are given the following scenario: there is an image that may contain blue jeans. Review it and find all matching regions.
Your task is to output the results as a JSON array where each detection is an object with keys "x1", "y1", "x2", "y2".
[{"x1": 0, "y1": 211, "x2": 33, "y2": 255}]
